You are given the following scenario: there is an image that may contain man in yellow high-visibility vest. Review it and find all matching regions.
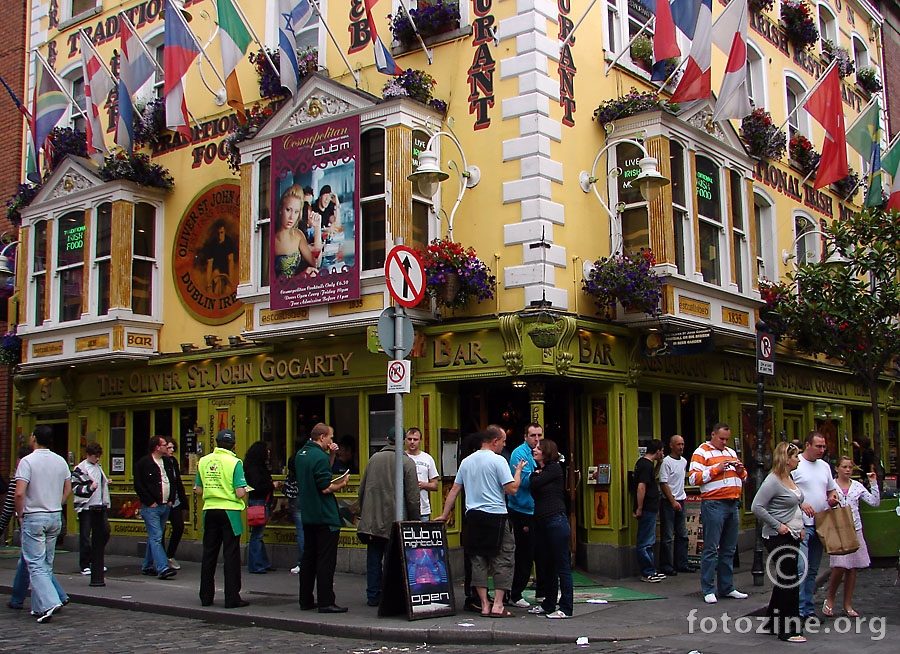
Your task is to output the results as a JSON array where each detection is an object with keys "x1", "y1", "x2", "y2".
[{"x1": 194, "y1": 429, "x2": 250, "y2": 609}]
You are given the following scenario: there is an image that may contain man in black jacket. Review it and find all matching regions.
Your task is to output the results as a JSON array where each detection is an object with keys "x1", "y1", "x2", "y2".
[{"x1": 133, "y1": 436, "x2": 178, "y2": 580}]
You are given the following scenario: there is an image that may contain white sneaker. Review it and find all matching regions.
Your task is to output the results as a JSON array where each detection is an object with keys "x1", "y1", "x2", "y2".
[
  {"x1": 704, "y1": 593, "x2": 718, "y2": 604},
  {"x1": 528, "y1": 605, "x2": 548, "y2": 615},
  {"x1": 167, "y1": 558, "x2": 181, "y2": 570},
  {"x1": 290, "y1": 565, "x2": 301, "y2": 574},
  {"x1": 726, "y1": 589, "x2": 748, "y2": 599},
  {"x1": 546, "y1": 610, "x2": 570, "y2": 619},
  {"x1": 36, "y1": 603, "x2": 61, "y2": 623},
  {"x1": 81, "y1": 568, "x2": 91, "y2": 575},
  {"x1": 511, "y1": 598, "x2": 530, "y2": 608}
]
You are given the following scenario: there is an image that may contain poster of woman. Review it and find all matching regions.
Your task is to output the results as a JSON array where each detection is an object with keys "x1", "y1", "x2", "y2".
[{"x1": 270, "y1": 116, "x2": 361, "y2": 310}]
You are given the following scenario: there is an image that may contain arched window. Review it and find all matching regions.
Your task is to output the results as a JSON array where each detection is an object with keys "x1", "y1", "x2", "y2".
[
  {"x1": 696, "y1": 155, "x2": 724, "y2": 286},
  {"x1": 670, "y1": 140, "x2": 689, "y2": 276},
  {"x1": 818, "y1": 3, "x2": 838, "y2": 46},
  {"x1": 794, "y1": 214, "x2": 820, "y2": 265},
  {"x1": 785, "y1": 74, "x2": 810, "y2": 139},
  {"x1": 747, "y1": 41, "x2": 766, "y2": 107},
  {"x1": 612, "y1": 141, "x2": 650, "y2": 254},
  {"x1": 753, "y1": 191, "x2": 776, "y2": 280},
  {"x1": 360, "y1": 127, "x2": 387, "y2": 270},
  {"x1": 853, "y1": 35, "x2": 869, "y2": 70}
]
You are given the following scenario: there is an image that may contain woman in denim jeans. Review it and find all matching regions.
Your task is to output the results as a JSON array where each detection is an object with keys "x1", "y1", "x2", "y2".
[
  {"x1": 527, "y1": 439, "x2": 574, "y2": 619},
  {"x1": 243, "y1": 441, "x2": 281, "y2": 574}
]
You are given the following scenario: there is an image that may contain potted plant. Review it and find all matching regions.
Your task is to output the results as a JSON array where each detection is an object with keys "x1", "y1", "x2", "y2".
[
  {"x1": 98, "y1": 151, "x2": 174, "y2": 190},
  {"x1": 856, "y1": 66, "x2": 883, "y2": 94},
  {"x1": 382, "y1": 68, "x2": 441, "y2": 105},
  {"x1": 748, "y1": 0, "x2": 775, "y2": 13},
  {"x1": 224, "y1": 103, "x2": 276, "y2": 172},
  {"x1": 133, "y1": 98, "x2": 167, "y2": 147},
  {"x1": 528, "y1": 318, "x2": 562, "y2": 349},
  {"x1": 789, "y1": 134, "x2": 821, "y2": 177},
  {"x1": 248, "y1": 47, "x2": 317, "y2": 99},
  {"x1": 831, "y1": 167, "x2": 860, "y2": 199},
  {"x1": 582, "y1": 248, "x2": 663, "y2": 317},
  {"x1": 630, "y1": 34, "x2": 653, "y2": 71},
  {"x1": 821, "y1": 40, "x2": 854, "y2": 79},
  {"x1": 0, "y1": 331, "x2": 22, "y2": 367},
  {"x1": 592, "y1": 87, "x2": 674, "y2": 127},
  {"x1": 780, "y1": 1, "x2": 818, "y2": 51},
  {"x1": 389, "y1": 0, "x2": 461, "y2": 47},
  {"x1": 6, "y1": 182, "x2": 42, "y2": 226},
  {"x1": 417, "y1": 237, "x2": 496, "y2": 309},
  {"x1": 48, "y1": 127, "x2": 88, "y2": 170},
  {"x1": 740, "y1": 108, "x2": 787, "y2": 160}
]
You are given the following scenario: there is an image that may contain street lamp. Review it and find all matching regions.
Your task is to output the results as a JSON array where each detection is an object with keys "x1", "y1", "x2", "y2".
[
  {"x1": 579, "y1": 138, "x2": 669, "y2": 253},
  {"x1": 781, "y1": 229, "x2": 849, "y2": 268},
  {"x1": 0, "y1": 241, "x2": 19, "y2": 285},
  {"x1": 407, "y1": 131, "x2": 481, "y2": 240}
]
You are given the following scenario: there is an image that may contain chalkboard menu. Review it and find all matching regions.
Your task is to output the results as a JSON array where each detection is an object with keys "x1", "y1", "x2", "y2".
[{"x1": 379, "y1": 521, "x2": 456, "y2": 621}]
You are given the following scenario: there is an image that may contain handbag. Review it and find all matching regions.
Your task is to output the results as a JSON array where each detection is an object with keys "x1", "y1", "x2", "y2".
[
  {"x1": 814, "y1": 505, "x2": 860, "y2": 555},
  {"x1": 283, "y1": 475, "x2": 299, "y2": 500},
  {"x1": 246, "y1": 503, "x2": 267, "y2": 527}
]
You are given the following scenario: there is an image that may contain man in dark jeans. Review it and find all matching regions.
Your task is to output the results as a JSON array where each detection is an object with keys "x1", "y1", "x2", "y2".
[
  {"x1": 507, "y1": 423, "x2": 543, "y2": 608},
  {"x1": 296, "y1": 423, "x2": 350, "y2": 613},
  {"x1": 633, "y1": 439, "x2": 665, "y2": 582}
]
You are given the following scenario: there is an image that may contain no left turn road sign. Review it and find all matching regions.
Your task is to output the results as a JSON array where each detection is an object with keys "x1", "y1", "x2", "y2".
[{"x1": 385, "y1": 245, "x2": 426, "y2": 308}]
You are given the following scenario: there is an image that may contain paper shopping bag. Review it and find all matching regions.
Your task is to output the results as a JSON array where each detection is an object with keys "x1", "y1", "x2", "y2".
[{"x1": 814, "y1": 505, "x2": 860, "y2": 555}]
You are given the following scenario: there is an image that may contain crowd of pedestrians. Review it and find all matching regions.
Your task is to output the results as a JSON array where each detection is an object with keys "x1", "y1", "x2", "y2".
[{"x1": 3, "y1": 419, "x2": 895, "y2": 633}]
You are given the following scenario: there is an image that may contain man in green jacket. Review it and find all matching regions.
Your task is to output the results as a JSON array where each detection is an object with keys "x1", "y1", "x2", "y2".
[
  {"x1": 194, "y1": 429, "x2": 249, "y2": 609},
  {"x1": 296, "y1": 423, "x2": 350, "y2": 613}
]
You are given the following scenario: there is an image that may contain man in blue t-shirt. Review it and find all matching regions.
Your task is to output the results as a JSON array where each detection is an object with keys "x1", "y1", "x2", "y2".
[
  {"x1": 507, "y1": 423, "x2": 543, "y2": 608},
  {"x1": 438, "y1": 425, "x2": 525, "y2": 617}
]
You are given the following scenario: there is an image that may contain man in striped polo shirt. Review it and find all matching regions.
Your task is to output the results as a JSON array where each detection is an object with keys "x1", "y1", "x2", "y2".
[{"x1": 689, "y1": 423, "x2": 749, "y2": 605}]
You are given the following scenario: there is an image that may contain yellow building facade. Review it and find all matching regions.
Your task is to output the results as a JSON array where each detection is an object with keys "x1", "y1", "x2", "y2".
[{"x1": 9, "y1": 0, "x2": 897, "y2": 574}]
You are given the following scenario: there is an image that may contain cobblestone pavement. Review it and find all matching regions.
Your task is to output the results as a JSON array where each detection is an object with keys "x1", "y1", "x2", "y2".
[{"x1": 0, "y1": 566, "x2": 897, "y2": 653}]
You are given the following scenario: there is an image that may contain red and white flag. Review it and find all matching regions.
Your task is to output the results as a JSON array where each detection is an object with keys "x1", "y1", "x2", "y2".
[
  {"x1": 79, "y1": 32, "x2": 114, "y2": 155},
  {"x1": 669, "y1": 0, "x2": 711, "y2": 103},
  {"x1": 711, "y1": 0, "x2": 751, "y2": 122},
  {"x1": 803, "y1": 66, "x2": 848, "y2": 190}
]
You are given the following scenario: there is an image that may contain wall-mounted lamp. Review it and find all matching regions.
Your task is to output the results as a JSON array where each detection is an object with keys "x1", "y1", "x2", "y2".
[
  {"x1": 579, "y1": 137, "x2": 669, "y2": 253},
  {"x1": 180, "y1": 343, "x2": 197, "y2": 353},
  {"x1": 511, "y1": 379, "x2": 528, "y2": 389},
  {"x1": 407, "y1": 131, "x2": 481, "y2": 240},
  {"x1": 0, "y1": 240, "x2": 19, "y2": 285},
  {"x1": 781, "y1": 229, "x2": 849, "y2": 268},
  {"x1": 203, "y1": 335, "x2": 221, "y2": 348},
  {"x1": 228, "y1": 335, "x2": 244, "y2": 347}
]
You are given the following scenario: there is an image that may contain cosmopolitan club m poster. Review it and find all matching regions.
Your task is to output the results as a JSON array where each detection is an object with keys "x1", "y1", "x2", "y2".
[{"x1": 269, "y1": 116, "x2": 361, "y2": 310}]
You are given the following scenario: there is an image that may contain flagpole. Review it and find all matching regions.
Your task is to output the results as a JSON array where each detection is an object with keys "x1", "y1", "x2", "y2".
[
  {"x1": 169, "y1": 0, "x2": 229, "y2": 97},
  {"x1": 32, "y1": 49, "x2": 88, "y2": 118},
  {"x1": 79, "y1": 30, "x2": 117, "y2": 82},
  {"x1": 560, "y1": 0, "x2": 598, "y2": 52},
  {"x1": 605, "y1": 17, "x2": 654, "y2": 77},
  {"x1": 309, "y1": 0, "x2": 360, "y2": 87},
  {"x1": 228, "y1": 0, "x2": 277, "y2": 74},
  {"x1": 775, "y1": 59, "x2": 837, "y2": 132},
  {"x1": 398, "y1": 4, "x2": 433, "y2": 65}
]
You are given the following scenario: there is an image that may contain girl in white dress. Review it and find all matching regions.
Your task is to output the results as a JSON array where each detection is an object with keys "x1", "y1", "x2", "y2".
[{"x1": 822, "y1": 456, "x2": 879, "y2": 618}]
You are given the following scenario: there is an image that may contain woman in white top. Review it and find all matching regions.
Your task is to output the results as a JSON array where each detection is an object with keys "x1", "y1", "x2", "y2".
[{"x1": 822, "y1": 456, "x2": 879, "y2": 618}]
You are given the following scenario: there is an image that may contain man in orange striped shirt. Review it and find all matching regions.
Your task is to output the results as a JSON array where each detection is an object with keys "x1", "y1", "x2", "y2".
[{"x1": 689, "y1": 423, "x2": 749, "y2": 605}]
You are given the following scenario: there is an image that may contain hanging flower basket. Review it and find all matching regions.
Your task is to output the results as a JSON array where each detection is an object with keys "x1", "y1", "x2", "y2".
[
  {"x1": 789, "y1": 135, "x2": 821, "y2": 177},
  {"x1": 740, "y1": 108, "x2": 787, "y2": 160},
  {"x1": 630, "y1": 34, "x2": 653, "y2": 71},
  {"x1": 758, "y1": 278, "x2": 790, "y2": 340},
  {"x1": 528, "y1": 321, "x2": 561, "y2": 349},
  {"x1": 0, "y1": 331, "x2": 22, "y2": 367},
  {"x1": 98, "y1": 151, "x2": 174, "y2": 190},
  {"x1": 780, "y1": 1, "x2": 818, "y2": 51},
  {"x1": 592, "y1": 88, "x2": 676, "y2": 127},
  {"x1": 416, "y1": 238, "x2": 496, "y2": 310},
  {"x1": 831, "y1": 167, "x2": 860, "y2": 199},
  {"x1": 582, "y1": 249, "x2": 662, "y2": 317},
  {"x1": 224, "y1": 103, "x2": 276, "y2": 173},
  {"x1": 133, "y1": 98, "x2": 167, "y2": 147},
  {"x1": 821, "y1": 40, "x2": 855, "y2": 79},
  {"x1": 383, "y1": 69, "x2": 439, "y2": 105},
  {"x1": 389, "y1": 0, "x2": 461, "y2": 47},
  {"x1": 48, "y1": 127, "x2": 88, "y2": 170},
  {"x1": 856, "y1": 67, "x2": 883, "y2": 94},
  {"x1": 6, "y1": 182, "x2": 42, "y2": 226},
  {"x1": 748, "y1": 0, "x2": 775, "y2": 13}
]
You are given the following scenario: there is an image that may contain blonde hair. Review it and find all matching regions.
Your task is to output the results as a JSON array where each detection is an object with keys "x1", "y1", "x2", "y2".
[
  {"x1": 278, "y1": 185, "x2": 306, "y2": 227},
  {"x1": 772, "y1": 441, "x2": 800, "y2": 477}
]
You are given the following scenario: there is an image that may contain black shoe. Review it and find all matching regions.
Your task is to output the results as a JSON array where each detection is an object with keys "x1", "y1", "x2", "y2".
[
  {"x1": 661, "y1": 568, "x2": 677, "y2": 576},
  {"x1": 7, "y1": 602, "x2": 23, "y2": 610},
  {"x1": 200, "y1": 600, "x2": 213, "y2": 607},
  {"x1": 248, "y1": 569, "x2": 267, "y2": 574},
  {"x1": 264, "y1": 567, "x2": 277, "y2": 572},
  {"x1": 142, "y1": 568, "x2": 157, "y2": 576},
  {"x1": 225, "y1": 599, "x2": 250, "y2": 609},
  {"x1": 367, "y1": 598, "x2": 381, "y2": 607},
  {"x1": 158, "y1": 568, "x2": 177, "y2": 580},
  {"x1": 299, "y1": 602, "x2": 317, "y2": 611},
  {"x1": 676, "y1": 567, "x2": 696, "y2": 573},
  {"x1": 318, "y1": 604, "x2": 348, "y2": 613}
]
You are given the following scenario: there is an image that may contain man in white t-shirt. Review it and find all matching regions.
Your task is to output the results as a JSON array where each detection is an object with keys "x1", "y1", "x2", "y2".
[
  {"x1": 792, "y1": 430, "x2": 839, "y2": 619},
  {"x1": 659, "y1": 434, "x2": 691, "y2": 576},
  {"x1": 405, "y1": 427, "x2": 439, "y2": 520}
]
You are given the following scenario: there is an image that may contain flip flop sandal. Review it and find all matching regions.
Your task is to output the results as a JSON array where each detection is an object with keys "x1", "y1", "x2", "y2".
[
  {"x1": 845, "y1": 608, "x2": 859, "y2": 617},
  {"x1": 822, "y1": 600, "x2": 834, "y2": 617},
  {"x1": 490, "y1": 609, "x2": 516, "y2": 618}
]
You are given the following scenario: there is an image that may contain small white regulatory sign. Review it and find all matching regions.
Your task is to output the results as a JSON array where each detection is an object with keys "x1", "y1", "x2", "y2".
[{"x1": 387, "y1": 360, "x2": 411, "y2": 394}]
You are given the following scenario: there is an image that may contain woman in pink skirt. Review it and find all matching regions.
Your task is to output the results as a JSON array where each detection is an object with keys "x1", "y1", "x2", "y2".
[{"x1": 823, "y1": 456, "x2": 879, "y2": 618}]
